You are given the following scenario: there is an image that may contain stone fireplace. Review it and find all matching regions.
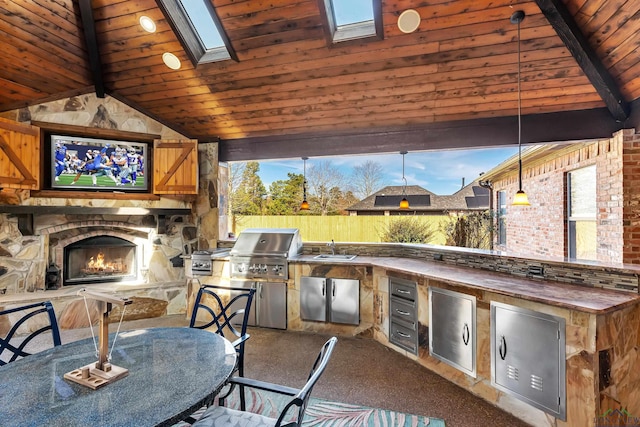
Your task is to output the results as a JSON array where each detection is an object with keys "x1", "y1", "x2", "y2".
[{"x1": 0, "y1": 209, "x2": 199, "y2": 328}]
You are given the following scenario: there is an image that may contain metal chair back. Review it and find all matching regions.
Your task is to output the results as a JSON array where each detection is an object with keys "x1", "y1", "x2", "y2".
[
  {"x1": 275, "y1": 336, "x2": 337, "y2": 426},
  {"x1": 0, "y1": 301, "x2": 61, "y2": 366},
  {"x1": 189, "y1": 284, "x2": 256, "y2": 410}
]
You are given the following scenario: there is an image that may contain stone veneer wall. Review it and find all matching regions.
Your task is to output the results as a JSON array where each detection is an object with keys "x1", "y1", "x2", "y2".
[{"x1": 0, "y1": 93, "x2": 221, "y2": 328}]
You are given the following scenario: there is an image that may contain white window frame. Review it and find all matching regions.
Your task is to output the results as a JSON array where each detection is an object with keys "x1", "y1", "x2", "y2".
[{"x1": 567, "y1": 165, "x2": 597, "y2": 260}]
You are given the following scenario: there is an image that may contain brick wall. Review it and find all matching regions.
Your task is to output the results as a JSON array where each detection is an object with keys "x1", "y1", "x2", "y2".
[
  {"x1": 622, "y1": 129, "x2": 640, "y2": 263},
  {"x1": 492, "y1": 131, "x2": 628, "y2": 263}
]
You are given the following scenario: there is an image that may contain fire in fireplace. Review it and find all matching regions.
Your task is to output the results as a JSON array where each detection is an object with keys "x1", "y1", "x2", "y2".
[{"x1": 64, "y1": 236, "x2": 137, "y2": 285}]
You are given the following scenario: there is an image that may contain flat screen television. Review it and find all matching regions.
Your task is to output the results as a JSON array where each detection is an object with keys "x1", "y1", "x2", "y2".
[{"x1": 49, "y1": 134, "x2": 149, "y2": 191}]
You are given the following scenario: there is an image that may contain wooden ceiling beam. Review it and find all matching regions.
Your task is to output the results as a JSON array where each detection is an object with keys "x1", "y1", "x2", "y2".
[
  {"x1": 534, "y1": 0, "x2": 630, "y2": 121},
  {"x1": 218, "y1": 108, "x2": 621, "y2": 162},
  {"x1": 78, "y1": 0, "x2": 106, "y2": 98}
]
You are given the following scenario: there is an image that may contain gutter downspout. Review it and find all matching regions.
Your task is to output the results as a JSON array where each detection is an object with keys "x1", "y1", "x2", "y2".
[{"x1": 478, "y1": 179, "x2": 494, "y2": 250}]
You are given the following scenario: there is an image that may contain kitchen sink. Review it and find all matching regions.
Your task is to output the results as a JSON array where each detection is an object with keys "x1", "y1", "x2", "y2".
[{"x1": 313, "y1": 254, "x2": 357, "y2": 261}]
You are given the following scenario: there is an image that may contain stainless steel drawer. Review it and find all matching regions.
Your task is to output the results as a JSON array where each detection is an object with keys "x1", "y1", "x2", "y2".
[
  {"x1": 390, "y1": 321, "x2": 418, "y2": 354},
  {"x1": 390, "y1": 277, "x2": 417, "y2": 301},
  {"x1": 390, "y1": 296, "x2": 417, "y2": 329}
]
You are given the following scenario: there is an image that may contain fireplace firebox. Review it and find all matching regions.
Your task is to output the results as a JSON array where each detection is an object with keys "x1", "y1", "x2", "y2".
[{"x1": 63, "y1": 236, "x2": 137, "y2": 285}]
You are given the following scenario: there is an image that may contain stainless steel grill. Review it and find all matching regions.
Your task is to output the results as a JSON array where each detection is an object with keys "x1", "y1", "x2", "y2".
[
  {"x1": 190, "y1": 249, "x2": 230, "y2": 276},
  {"x1": 229, "y1": 228, "x2": 302, "y2": 280}
]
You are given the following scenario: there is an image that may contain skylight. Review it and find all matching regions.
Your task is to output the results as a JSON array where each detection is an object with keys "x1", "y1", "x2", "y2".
[
  {"x1": 179, "y1": 0, "x2": 225, "y2": 50},
  {"x1": 321, "y1": 0, "x2": 382, "y2": 43},
  {"x1": 332, "y1": 0, "x2": 374, "y2": 26},
  {"x1": 158, "y1": 0, "x2": 236, "y2": 65}
]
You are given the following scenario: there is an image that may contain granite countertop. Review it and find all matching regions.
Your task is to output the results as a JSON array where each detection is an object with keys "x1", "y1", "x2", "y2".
[{"x1": 290, "y1": 254, "x2": 640, "y2": 314}]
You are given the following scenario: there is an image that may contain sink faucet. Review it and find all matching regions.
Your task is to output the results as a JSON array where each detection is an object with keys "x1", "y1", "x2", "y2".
[{"x1": 327, "y1": 240, "x2": 336, "y2": 255}]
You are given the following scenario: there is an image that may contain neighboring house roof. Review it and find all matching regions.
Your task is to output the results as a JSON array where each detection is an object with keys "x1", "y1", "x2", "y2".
[{"x1": 347, "y1": 182, "x2": 489, "y2": 213}]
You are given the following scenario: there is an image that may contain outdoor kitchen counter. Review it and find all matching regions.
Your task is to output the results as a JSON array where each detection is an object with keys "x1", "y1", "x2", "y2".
[{"x1": 290, "y1": 254, "x2": 640, "y2": 314}]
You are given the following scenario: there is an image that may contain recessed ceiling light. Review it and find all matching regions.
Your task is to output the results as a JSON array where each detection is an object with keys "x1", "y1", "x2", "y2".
[
  {"x1": 139, "y1": 16, "x2": 156, "y2": 33},
  {"x1": 398, "y1": 9, "x2": 421, "y2": 34},
  {"x1": 162, "y1": 52, "x2": 181, "y2": 70}
]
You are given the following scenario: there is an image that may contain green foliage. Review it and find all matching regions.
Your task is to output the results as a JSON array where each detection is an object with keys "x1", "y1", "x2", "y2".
[
  {"x1": 441, "y1": 211, "x2": 493, "y2": 249},
  {"x1": 265, "y1": 173, "x2": 304, "y2": 215},
  {"x1": 379, "y1": 216, "x2": 435, "y2": 243},
  {"x1": 232, "y1": 162, "x2": 266, "y2": 215}
]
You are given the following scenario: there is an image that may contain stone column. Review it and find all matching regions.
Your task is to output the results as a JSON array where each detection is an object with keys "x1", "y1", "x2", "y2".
[{"x1": 195, "y1": 142, "x2": 220, "y2": 249}]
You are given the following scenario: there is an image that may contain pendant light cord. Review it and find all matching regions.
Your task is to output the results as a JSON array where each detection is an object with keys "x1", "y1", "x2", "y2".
[
  {"x1": 401, "y1": 151, "x2": 408, "y2": 195},
  {"x1": 517, "y1": 16, "x2": 523, "y2": 192}
]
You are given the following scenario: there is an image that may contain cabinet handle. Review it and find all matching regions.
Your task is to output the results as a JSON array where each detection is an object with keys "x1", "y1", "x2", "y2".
[
  {"x1": 322, "y1": 284, "x2": 325, "y2": 297},
  {"x1": 462, "y1": 323, "x2": 470, "y2": 346},
  {"x1": 395, "y1": 309, "x2": 410, "y2": 316},
  {"x1": 397, "y1": 331, "x2": 411, "y2": 338},
  {"x1": 499, "y1": 335, "x2": 507, "y2": 360}
]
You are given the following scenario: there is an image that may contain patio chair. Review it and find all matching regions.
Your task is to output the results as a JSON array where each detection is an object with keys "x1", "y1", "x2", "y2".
[
  {"x1": 192, "y1": 336, "x2": 338, "y2": 427},
  {"x1": 189, "y1": 284, "x2": 256, "y2": 409},
  {"x1": 0, "y1": 301, "x2": 61, "y2": 366}
]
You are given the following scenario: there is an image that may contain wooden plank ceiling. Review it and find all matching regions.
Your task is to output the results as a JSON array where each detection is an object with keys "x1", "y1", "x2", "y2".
[{"x1": 0, "y1": 0, "x2": 639, "y2": 161}]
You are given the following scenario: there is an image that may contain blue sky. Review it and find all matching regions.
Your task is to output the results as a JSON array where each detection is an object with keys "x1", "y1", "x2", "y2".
[{"x1": 249, "y1": 147, "x2": 519, "y2": 196}]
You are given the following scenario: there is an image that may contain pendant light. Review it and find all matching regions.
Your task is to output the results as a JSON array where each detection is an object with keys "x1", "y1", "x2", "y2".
[
  {"x1": 300, "y1": 157, "x2": 309, "y2": 210},
  {"x1": 399, "y1": 151, "x2": 409, "y2": 210},
  {"x1": 511, "y1": 10, "x2": 530, "y2": 206}
]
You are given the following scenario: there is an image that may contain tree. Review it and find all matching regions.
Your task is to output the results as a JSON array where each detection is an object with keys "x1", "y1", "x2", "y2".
[
  {"x1": 441, "y1": 211, "x2": 493, "y2": 249},
  {"x1": 352, "y1": 160, "x2": 384, "y2": 199},
  {"x1": 265, "y1": 173, "x2": 304, "y2": 215},
  {"x1": 231, "y1": 161, "x2": 266, "y2": 215},
  {"x1": 307, "y1": 160, "x2": 346, "y2": 215},
  {"x1": 379, "y1": 216, "x2": 435, "y2": 243},
  {"x1": 227, "y1": 162, "x2": 246, "y2": 216}
]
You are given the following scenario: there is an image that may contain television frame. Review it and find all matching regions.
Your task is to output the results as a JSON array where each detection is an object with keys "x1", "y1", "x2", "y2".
[{"x1": 49, "y1": 134, "x2": 149, "y2": 192}]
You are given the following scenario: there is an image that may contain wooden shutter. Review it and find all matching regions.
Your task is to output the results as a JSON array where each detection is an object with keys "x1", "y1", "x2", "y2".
[
  {"x1": 153, "y1": 139, "x2": 198, "y2": 195},
  {"x1": 0, "y1": 118, "x2": 40, "y2": 190}
]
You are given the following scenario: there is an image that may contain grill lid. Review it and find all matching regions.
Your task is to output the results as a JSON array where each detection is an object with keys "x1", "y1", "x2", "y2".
[{"x1": 230, "y1": 228, "x2": 302, "y2": 258}]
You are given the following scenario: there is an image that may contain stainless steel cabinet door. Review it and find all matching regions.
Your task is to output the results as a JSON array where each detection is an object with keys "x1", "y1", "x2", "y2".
[
  {"x1": 257, "y1": 282, "x2": 287, "y2": 330},
  {"x1": 491, "y1": 302, "x2": 566, "y2": 420},
  {"x1": 300, "y1": 277, "x2": 327, "y2": 322},
  {"x1": 429, "y1": 287, "x2": 476, "y2": 378},
  {"x1": 329, "y1": 279, "x2": 359, "y2": 325}
]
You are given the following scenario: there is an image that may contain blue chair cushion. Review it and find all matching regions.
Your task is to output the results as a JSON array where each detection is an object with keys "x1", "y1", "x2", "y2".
[{"x1": 192, "y1": 405, "x2": 277, "y2": 427}]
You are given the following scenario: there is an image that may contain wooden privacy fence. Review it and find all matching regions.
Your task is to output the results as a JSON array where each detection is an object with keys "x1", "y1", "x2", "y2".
[{"x1": 233, "y1": 215, "x2": 450, "y2": 244}]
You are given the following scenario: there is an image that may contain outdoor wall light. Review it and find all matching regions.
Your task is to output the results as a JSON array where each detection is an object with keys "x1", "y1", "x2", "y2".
[
  {"x1": 300, "y1": 157, "x2": 309, "y2": 210},
  {"x1": 399, "y1": 151, "x2": 409, "y2": 210},
  {"x1": 139, "y1": 16, "x2": 156, "y2": 33},
  {"x1": 511, "y1": 10, "x2": 530, "y2": 206}
]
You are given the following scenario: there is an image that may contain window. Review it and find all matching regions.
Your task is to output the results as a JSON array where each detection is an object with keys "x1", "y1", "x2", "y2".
[
  {"x1": 319, "y1": 0, "x2": 383, "y2": 44},
  {"x1": 158, "y1": 0, "x2": 237, "y2": 65},
  {"x1": 497, "y1": 191, "x2": 507, "y2": 245},
  {"x1": 567, "y1": 166, "x2": 596, "y2": 260}
]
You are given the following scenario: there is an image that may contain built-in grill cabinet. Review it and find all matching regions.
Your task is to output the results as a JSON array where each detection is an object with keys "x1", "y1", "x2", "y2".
[
  {"x1": 429, "y1": 287, "x2": 476, "y2": 378},
  {"x1": 389, "y1": 277, "x2": 418, "y2": 355},
  {"x1": 491, "y1": 302, "x2": 566, "y2": 421}
]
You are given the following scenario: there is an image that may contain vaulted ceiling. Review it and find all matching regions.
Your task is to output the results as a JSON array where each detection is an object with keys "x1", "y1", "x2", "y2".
[{"x1": 0, "y1": 0, "x2": 639, "y2": 161}]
